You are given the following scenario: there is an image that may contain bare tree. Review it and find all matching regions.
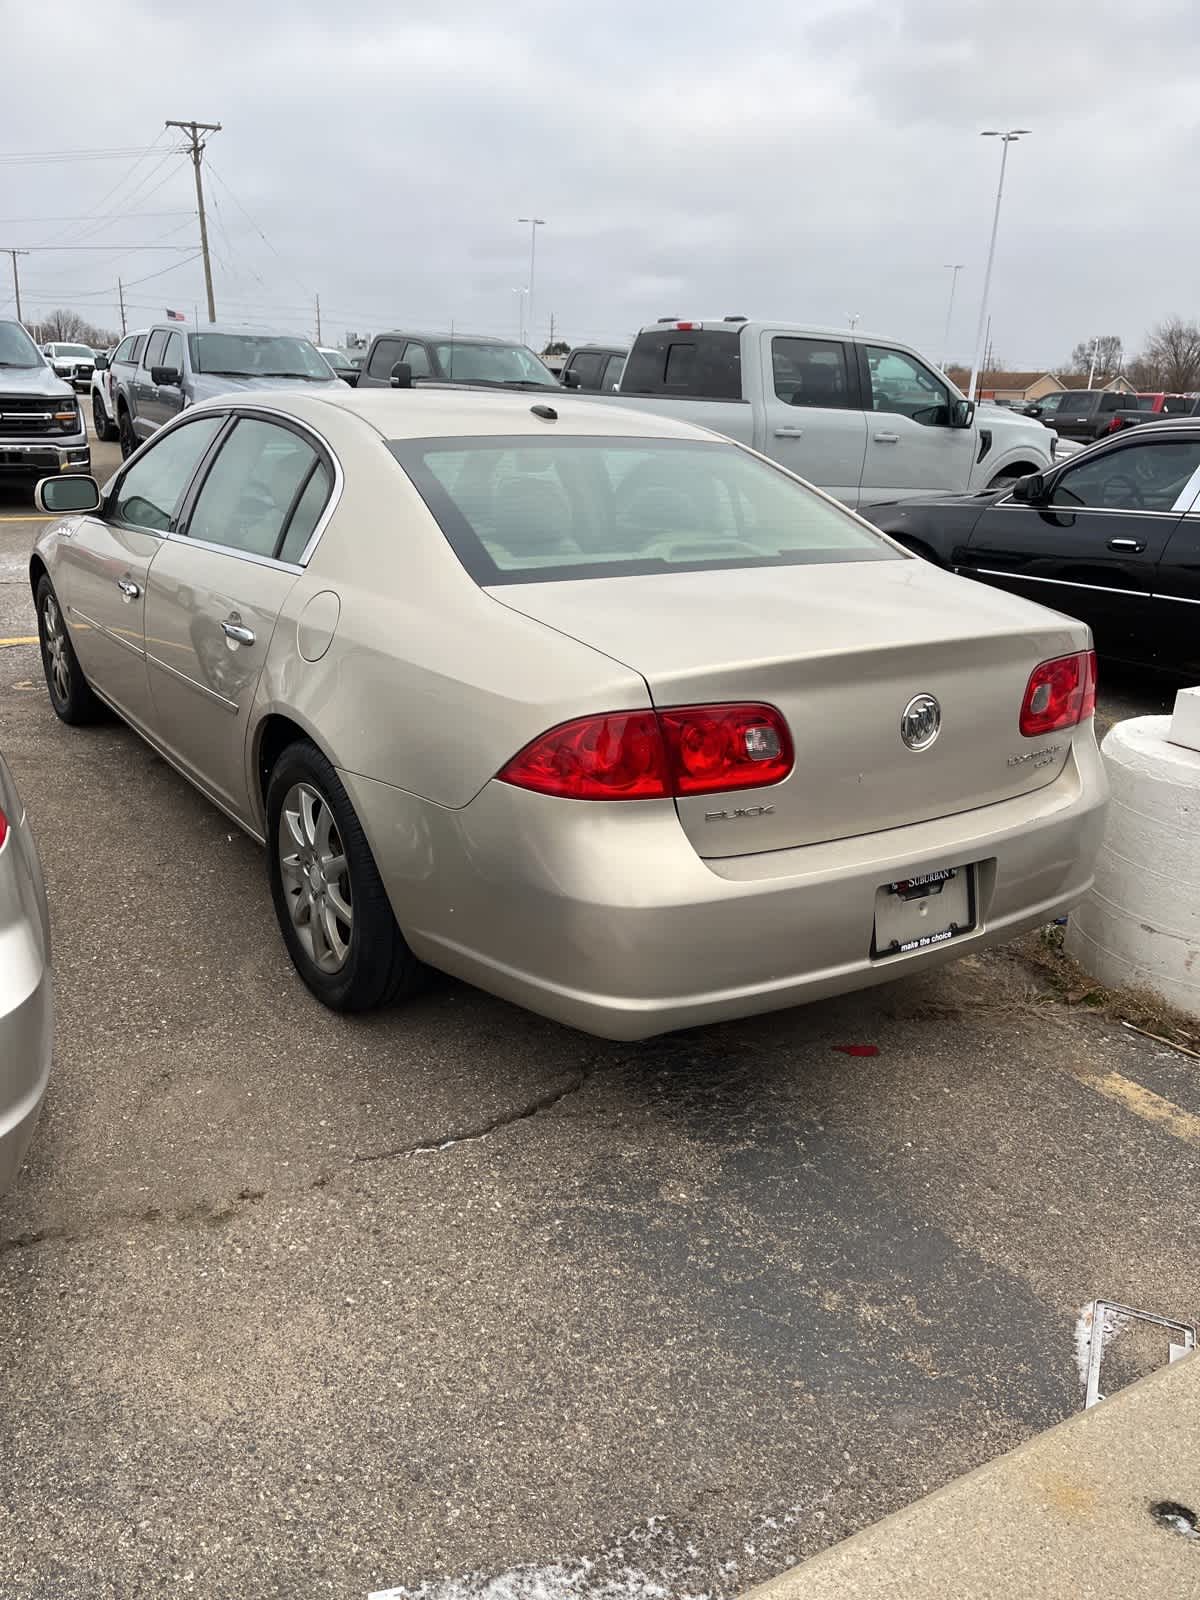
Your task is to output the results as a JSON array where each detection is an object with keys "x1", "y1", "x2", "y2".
[
  {"x1": 1137, "y1": 317, "x2": 1200, "y2": 392},
  {"x1": 1067, "y1": 334, "x2": 1122, "y2": 381},
  {"x1": 29, "y1": 308, "x2": 118, "y2": 348}
]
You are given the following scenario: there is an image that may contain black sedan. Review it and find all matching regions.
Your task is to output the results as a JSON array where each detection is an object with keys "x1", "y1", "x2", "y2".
[{"x1": 869, "y1": 422, "x2": 1200, "y2": 676}]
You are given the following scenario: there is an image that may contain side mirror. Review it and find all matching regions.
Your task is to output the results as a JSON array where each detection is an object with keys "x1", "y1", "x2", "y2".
[
  {"x1": 389, "y1": 361, "x2": 413, "y2": 389},
  {"x1": 344, "y1": 370, "x2": 360, "y2": 387},
  {"x1": 94, "y1": 353, "x2": 110, "y2": 371},
  {"x1": 36, "y1": 475, "x2": 101, "y2": 514},
  {"x1": 950, "y1": 398, "x2": 975, "y2": 429},
  {"x1": 1010, "y1": 472, "x2": 1047, "y2": 503},
  {"x1": 562, "y1": 369, "x2": 582, "y2": 389},
  {"x1": 151, "y1": 365, "x2": 181, "y2": 387}
]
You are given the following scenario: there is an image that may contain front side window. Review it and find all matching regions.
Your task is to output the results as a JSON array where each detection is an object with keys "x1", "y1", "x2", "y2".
[
  {"x1": 112, "y1": 416, "x2": 223, "y2": 531},
  {"x1": 186, "y1": 418, "x2": 320, "y2": 557},
  {"x1": 865, "y1": 347, "x2": 950, "y2": 426},
  {"x1": 131, "y1": 334, "x2": 147, "y2": 365},
  {"x1": 161, "y1": 331, "x2": 183, "y2": 373},
  {"x1": 567, "y1": 352, "x2": 605, "y2": 389},
  {"x1": 772, "y1": 336, "x2": 852, "y2": 409},
  {"x1": 389, "y1": 436, "x2": 899, "y2": 586},
  {"x1": 402, "y1": 342, "x2": 432, "y2": 377},
  {"x1": 143, "y1": 330, "x2": 168, "y2": 370},
  {"x1": 187, "y1": 332, "x2": 331, "y2": 380},
  {"x1": 1055, "y1": 392, "x2": 1095, "y2": 414},
  {"x1": 367, "y1": 338, "x2": 405, "y2": 379},
  {"x1": 1050, "y1": 439, "x2": 1200, "y2": 513}
]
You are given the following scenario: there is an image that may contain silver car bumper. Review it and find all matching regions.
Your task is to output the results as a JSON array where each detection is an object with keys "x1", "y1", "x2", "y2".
[
  {"x1": 0, "y1": 805, "x2": 53, "y2": 1194},
  {"x1": 0, "y1": 438, "x2": 90, "y2": 475},
  {"x1": 343, "y1": 725, "x2": 1110, "y2": 1040}
]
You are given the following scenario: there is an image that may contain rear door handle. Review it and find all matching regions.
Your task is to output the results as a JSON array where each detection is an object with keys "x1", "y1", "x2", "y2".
[
  {"x1": 873, "y1": 431, "x2": 900, "y2": 444},
  {"x1": 774, "y1": 426, "x2": 804, "y2": 438},
  {"x1": 221, "y1": 619, "x2": 256, "y2": 646},
  {"x1": 116, "y1": 576, "x2": 140, "y2": 600},
  {"x1": 1107, "y1": 538, "x2": 1146, "y2": 553}
]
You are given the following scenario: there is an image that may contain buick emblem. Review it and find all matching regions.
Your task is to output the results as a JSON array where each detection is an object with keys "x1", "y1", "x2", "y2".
[{"x1": 900, "y1": 693, "x2": 941, "y2": 751}]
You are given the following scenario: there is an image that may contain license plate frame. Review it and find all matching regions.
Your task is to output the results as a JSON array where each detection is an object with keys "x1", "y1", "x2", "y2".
[{"x1": 870, "y1": 864, "x2": 977, "y2": 959}]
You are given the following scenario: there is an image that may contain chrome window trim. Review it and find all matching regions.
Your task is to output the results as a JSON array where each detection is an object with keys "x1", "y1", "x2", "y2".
[
  {"x1": 160, "y1": 527, "x2": 305, "y2": 575},
  {"x1": 997, "y1": 497, "x2": 1181, "y2": 521},
  {"x1": 145, "y1": 649, "x2": 238, "y2": 712}
]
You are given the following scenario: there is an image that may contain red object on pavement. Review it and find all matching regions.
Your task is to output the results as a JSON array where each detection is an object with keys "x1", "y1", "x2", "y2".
[{"x1": 833, "y1": 1044, "x2": 880, "y2": 1057}]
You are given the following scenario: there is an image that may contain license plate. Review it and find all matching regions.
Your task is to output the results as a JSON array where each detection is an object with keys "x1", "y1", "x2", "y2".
[{"x1": 871, "y1": 864, "x2": 976, "y2": 958}]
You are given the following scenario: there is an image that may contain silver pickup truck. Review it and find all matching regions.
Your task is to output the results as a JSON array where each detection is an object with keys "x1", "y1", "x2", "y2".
[
  {"x1": 582, "y1": 318, "x2": 1058, "y2": 506},
  {"x1": 0, "y1": 320, "x2": 90, "y2": 492}
]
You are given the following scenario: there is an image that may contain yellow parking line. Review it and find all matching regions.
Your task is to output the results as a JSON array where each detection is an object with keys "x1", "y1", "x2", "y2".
[
  {"x1": 0, "y1": 514, "x2": 53, "y2": 522},
  {"x1": 1075, "y1": 1067, "x2": 1200, "y2": 1145},
  {"x1": 0, "y1": 636, "x2": 37, "y2": 648}
]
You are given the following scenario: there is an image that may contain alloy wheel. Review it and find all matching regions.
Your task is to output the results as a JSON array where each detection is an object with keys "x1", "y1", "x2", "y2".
[
  {"x1": 41, "y1": 593, "x2": 70, "y2": 705},
  {"x1": 278, "y1": 781, "x2": 353, "y2": 973}
]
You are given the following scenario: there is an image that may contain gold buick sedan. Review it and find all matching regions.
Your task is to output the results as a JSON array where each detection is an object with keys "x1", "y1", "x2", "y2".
[{"x1": 32, "y1": 389, "x2": 1107, "y2": 1039}]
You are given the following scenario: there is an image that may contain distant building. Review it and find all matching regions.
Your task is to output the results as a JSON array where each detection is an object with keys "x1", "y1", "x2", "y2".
[{"x1": 945, "y1": 368, "x2": 1134, "y2": 402}]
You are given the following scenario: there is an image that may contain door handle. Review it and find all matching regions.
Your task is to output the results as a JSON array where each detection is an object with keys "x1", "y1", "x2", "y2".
[
  {"x1": 221, "y1": 619, "x2": 256, "y2": 646},
  {"x1": 116, "y1": 576, "x2": 140, "y2": 600},
  {"x1": 774, "y1": 425, "x2": 804, "y2": 438},
  {"x1": 873, "y1": 431, "x2": 900, "y2": 444},
  {"x1": 1107, "y1": 538, "x2": 1146, "y2": 553}
]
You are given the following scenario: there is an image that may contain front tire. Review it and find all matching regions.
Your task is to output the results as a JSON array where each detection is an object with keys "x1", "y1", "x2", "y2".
[
  {"x1": 265, "y1": 740, "x2": 427, "y2": 1012},
  {"x1": 93, "y1": 395, "x2": 118, "y2": 442},
  {"x1": 117, "y1": 405, "x2": 137, "y2": 460},
  {"x1": 35, "y1": 575, "x2": 104, "y2": 725}
]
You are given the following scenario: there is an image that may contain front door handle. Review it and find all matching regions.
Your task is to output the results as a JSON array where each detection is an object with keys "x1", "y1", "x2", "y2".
[
  {"x1": 1107, "y1": 537, "x2": 1146, "y2": 553},
  {"x1": 873, "y1": 431, "x2": 901, "y2": 444},
  {"x1": 221, "y1": 619, "x2": 256, "y2": 646},
  {"x1": 116, "y1": 576, "x2": 140, "y2": 600},
  {"x1": 774, "y1": 425, "x2": 804, "y2": 438}
]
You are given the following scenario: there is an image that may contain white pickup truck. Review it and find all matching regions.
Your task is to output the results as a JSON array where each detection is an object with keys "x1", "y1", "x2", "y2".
[{"x1": 588, "y1": 318, "x2": 1058, "y2": 505}]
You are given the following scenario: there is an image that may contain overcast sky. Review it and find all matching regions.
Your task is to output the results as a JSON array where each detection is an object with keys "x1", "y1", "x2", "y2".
[{"x1": 3, "y1": 0, "x2": 1196, "y2": 367}]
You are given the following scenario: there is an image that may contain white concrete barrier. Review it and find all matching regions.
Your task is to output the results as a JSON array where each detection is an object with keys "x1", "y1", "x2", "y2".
[{"x1": 1066, "y1": 707, "x2": 1200, "y2": 1022}]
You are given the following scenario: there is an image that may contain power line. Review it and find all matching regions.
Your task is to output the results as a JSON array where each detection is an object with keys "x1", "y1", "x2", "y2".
[
  {"x1": 0, "y1": 210, "x2": 190, "y2": 225},
  {"x1": 0, "y1": 145, "x2": 161, "y2": 166}
]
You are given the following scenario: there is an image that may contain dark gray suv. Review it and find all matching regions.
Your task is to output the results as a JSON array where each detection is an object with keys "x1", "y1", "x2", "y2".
[
  {"x1": 108, "y1": 321, "x2": 346, "y2": 457},
  {"x1": 357, "y1": 330, "x2": 561, "y2": 391}
]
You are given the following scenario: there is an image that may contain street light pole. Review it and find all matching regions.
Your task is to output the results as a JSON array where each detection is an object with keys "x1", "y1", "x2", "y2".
[
  {"x1": 517, "y1": 217, "x2": 544, "y2": 349},
  {"x1": 941, "y1": 263, "x2": 965, "y2": 369},
  {"x1": 967, "y1": 129, "x2": 1029, "y2": 404},
  {"x1": 513, "y1": 286, "x2": 528, "y2": 343}
]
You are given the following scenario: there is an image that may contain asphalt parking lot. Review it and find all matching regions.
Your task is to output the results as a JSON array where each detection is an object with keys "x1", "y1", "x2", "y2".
[{"x1": 0, "y1": 420, "x2": 1195, "y2": 1599}]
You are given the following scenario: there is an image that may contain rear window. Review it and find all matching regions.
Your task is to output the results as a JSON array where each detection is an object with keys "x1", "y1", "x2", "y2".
[
  {"x1": 620, "y1": 329, "x2": 743, "y2": 401},
  {"x1": 388, "y1": 436, "x2": 897, "y2": 586}
]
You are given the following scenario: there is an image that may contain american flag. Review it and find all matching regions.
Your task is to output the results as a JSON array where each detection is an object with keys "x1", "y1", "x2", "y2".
[{"x1": 165, "y1": 308, "x2": 186, "y2": 322}]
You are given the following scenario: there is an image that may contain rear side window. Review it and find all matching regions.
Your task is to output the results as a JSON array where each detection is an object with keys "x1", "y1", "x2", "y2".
[
  {"x1": 143, "y1": 330, "x2": 168, "y2": 370},
  {"x1": 278, "y1": 462, "x2": 333, "y2": 563},
  {"x1": 772, "y1": 337, "x2": 853, "y2": 409},
  {"x1": 620, "y1": 329, "x2": 743, "y2": 401},
  {"x1": 186, "y1": 418, "x2": 319, "y2": 558},
  {"x1": 367, "y1": 338, "x2": 405, "y2": 379},
  {"x1": 113, "y1": 335, "x2": 136, "y2": 364},
  {"x1": 602, "y1": 354, "x2": 626, "y2": 390},
  {"x1": 389, "y1": 435, "x2": 896, "y2": 586}
]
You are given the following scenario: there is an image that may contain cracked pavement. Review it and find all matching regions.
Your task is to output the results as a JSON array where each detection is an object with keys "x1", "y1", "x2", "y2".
[{"x1": 1, "y1": 441, "x2": 1197, "y2": 1599}]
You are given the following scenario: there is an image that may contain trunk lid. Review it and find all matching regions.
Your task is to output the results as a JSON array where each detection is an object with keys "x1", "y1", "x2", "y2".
[{"x1": 490, "y1": 559, "x2": 1089, "y2": 857}]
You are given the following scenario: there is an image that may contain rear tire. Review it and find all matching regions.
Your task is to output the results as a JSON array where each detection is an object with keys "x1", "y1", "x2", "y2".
[
  {"x1": 265, "y1": 740, "x2": 428, "y2": 1012},
  {"x1": 93, "y1": 395, "x2": 118, "y2": 442},
  {"x1": 35, "y1": 575, "x2": 105, "y2": 725}
]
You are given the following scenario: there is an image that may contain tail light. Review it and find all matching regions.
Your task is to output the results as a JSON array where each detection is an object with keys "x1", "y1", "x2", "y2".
[
  {"x1": 497, "y1": 703, "x2": 793, "y2": 801},
  {"x1": 0, "y1": 807, "x2": 8, "y2": 850},
  {"x1": 1019, "y1": 651, "x2": 1096, "y2": 737},
  {"x1": 1107, "y1": 416, "x2": 1125, "y2": 433}
]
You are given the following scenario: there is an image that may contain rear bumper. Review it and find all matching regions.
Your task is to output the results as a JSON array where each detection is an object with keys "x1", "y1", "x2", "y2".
[{"x1": 344, "y1": 727, "x2": 1110, "y2": 1040}]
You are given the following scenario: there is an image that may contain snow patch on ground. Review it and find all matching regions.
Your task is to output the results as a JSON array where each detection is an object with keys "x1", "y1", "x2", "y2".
[{"x1": 369, "y1": 1503, "x2": 822, "y2": 1600}]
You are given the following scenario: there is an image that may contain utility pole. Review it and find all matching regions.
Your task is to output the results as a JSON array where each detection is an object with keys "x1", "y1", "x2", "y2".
[
  {"x1": 1087, "y1": 336, "x2": 1099, "y2": 388},
  {"x1": 118, "y1": 277, "x2": 127, "y2": 334},
  {"x1": 3, "y1": 249, "x2": 29, "y2": 322},
  {"x1": 165, "y1": 119, "x2": 221, "y2": 323},
  {"x1": 315, "y1": 293, "x2": 322, "y2": 344},
  {"x1": 547, "y1": 311, "x2": 555, "y2": 354}
]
